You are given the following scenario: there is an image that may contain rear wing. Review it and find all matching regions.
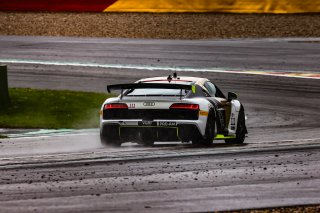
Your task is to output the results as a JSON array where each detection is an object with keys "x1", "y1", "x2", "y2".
[
  {"x1": 107, "y1": 83, "x2": 192, "y2": 93},
  {"x1": 107, "y1": 83, "x2": 194, "y2": 99}
]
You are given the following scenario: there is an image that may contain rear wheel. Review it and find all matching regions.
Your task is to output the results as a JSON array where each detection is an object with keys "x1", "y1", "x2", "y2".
[
  {"x1": 192, "y1": 110, "x2": 215, "y2": 146},
  {"x1": 225, "y1": 106, "x2": 247, "y2": 144},
  {"x1": 100, "y1": 126, "x2": 121, "y2": 147}
]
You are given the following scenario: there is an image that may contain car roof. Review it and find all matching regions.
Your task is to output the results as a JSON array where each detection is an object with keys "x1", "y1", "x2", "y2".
[{"x1": 137, "y1": 76, "x2": 209, "y2": 86}]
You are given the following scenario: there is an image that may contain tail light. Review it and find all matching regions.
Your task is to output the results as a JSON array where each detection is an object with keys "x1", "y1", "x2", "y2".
[
  {"x1": 170, "y1": 103, "x2": 199, "y2": 110},
  {"x1": 104, "y1": 103, "x2": 128, "y2": 109}
]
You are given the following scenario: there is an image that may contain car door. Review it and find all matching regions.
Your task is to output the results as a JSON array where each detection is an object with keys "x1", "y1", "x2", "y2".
[{"x1": 203, "y1": 81, "x2": 230, "y2": 134}]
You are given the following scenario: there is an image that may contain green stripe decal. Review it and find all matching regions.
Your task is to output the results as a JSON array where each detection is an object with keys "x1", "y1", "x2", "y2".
[
  {"x1": 192, "y1": 85, "x2": 196, "y2": 93},
  {"x1": 214, "y1": 134, "x2": 236, "y2": 140}
]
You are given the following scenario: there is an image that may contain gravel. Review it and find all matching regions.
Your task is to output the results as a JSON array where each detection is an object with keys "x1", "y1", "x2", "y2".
[{"x1": 1, "y1": 12, "x2": 320, "y2": 39}]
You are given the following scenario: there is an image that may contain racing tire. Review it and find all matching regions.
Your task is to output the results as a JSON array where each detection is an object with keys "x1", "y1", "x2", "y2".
[
  {"x1": 192, "y1": 110, "x2": 215, "y2": 147},
  {"x1": 225, "y1": 106, "x2": 247, "y2": 145},
  {"x1": 100, "y1": 126, "x2": 121, "y2": 147}
]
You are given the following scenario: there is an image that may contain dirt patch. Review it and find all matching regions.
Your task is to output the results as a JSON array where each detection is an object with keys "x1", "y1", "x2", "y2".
[{"x1": 1, "y1": 12, "x2": 320, "y2": 39}]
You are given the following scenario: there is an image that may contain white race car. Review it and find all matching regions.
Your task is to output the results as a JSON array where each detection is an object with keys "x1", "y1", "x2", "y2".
[{"x1": 100, "y1": 74, "x2": 247, "y2": 147}]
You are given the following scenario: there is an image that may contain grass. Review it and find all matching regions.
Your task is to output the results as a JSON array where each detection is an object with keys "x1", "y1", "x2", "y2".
[{"x1": 0, "y1": 88, "x2": 114, "y2": 129}]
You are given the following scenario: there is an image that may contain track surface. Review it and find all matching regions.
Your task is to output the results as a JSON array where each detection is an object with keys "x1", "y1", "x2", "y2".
[{"x1": 0, "y1": 36, "x2": 320, "y2": 212}]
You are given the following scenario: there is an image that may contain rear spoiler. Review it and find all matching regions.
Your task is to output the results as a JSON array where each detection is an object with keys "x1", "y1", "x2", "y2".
[
  {"x1": 107, "y1": 83, "x2": 192, "y2": 93},
  {"x1": 107, "y1": 83, "x2": 194, "y2": 99}
]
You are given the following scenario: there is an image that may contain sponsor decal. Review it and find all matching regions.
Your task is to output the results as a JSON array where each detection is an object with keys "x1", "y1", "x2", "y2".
[
  {"x1": 119, "y1": 121, "x2": 139, "y2": 126},
  {"x1": 158, "y1": 121, "x2": 177, "y2": 127},
  {"x1": 141, "y1": 120, "x2": 154, "y2": 126},
  {"x1": 119, "y1": 121, "x2": 128, "y2": 126},
  {"x1": 138, "y1": 121, "x2": 156, "y2": 126}
]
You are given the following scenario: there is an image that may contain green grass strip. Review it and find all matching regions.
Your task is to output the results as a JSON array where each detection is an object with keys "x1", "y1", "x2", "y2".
[{"x1": 0, "y1": 88, "x2": 114, "y2": 129}]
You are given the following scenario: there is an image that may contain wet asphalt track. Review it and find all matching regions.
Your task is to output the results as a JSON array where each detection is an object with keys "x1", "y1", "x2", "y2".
[{"x1": 0, "y1": 36, "x2": 320, "y2": 212}]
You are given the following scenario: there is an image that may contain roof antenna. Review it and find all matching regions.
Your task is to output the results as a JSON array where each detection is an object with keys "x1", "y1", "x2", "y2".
[
  {"x1": 173, "y1": 72, "x2": 180, "y2": 80},
  {"x1": 167, "y1": 74, "x2": 172, "y2": 83}
]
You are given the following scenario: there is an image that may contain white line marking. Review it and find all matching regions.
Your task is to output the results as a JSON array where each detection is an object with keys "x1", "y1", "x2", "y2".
[
  {"x1": 0, "y1": 58, "x2": 319, "y2": 79},
  {"x1": 6, "y1": 129, "x2": 98, "y2": 139}
]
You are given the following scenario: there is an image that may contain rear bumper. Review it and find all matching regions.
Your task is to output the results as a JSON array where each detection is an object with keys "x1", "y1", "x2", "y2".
[{"x1": 101, "y1": 120, "x2": 203, "y2": 142}]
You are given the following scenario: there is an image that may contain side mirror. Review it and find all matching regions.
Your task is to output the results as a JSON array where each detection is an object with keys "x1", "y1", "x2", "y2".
[{"x1": 228, "y1": 92, "x2": 237, "y2": 101}]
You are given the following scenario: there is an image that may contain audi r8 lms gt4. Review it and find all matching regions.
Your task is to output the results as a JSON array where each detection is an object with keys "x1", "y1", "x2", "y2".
[{"x1": 100, "y1": 73, "x2": 247, "y2": 147}]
